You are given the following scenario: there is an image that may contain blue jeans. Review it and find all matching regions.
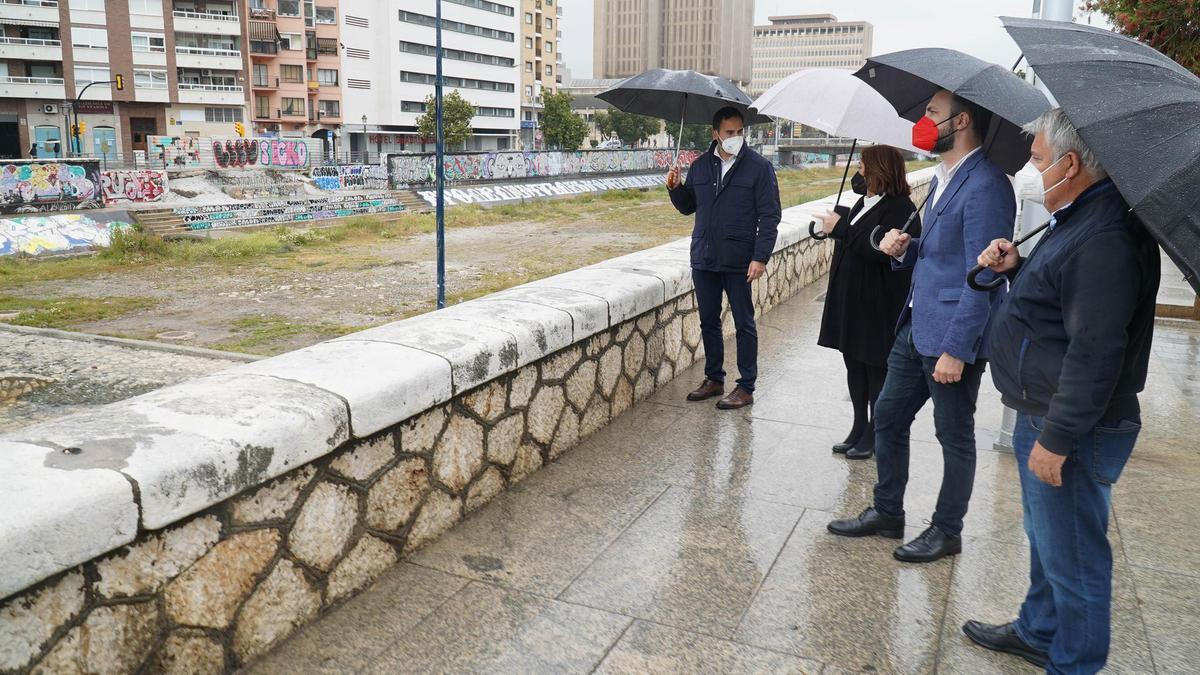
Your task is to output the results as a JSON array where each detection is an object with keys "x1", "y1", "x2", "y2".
[
  {"x1": 1012, "y1": 412, "x2": 1140, "y2": 675},
  {"x1": 873, "y1": 320, "x2": 986, "y2": 535},
  {"x1": 692, "y1": 269, "x2": 757, "y2": 392}
]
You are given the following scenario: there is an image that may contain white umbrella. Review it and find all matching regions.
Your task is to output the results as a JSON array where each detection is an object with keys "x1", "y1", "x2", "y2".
[{"x1": 751, "y1": 69, "x2": 922, "y2": 240}]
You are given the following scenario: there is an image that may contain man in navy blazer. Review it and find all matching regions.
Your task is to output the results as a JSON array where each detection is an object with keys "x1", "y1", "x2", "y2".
[{"x1": 828, "y1": 90, "x2": 1015, "y2": 562}]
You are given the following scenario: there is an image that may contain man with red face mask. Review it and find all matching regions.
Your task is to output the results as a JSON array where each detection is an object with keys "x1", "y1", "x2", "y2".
[{"x1": 827, "y1": 89, "x2": 1015, "y2": 563}]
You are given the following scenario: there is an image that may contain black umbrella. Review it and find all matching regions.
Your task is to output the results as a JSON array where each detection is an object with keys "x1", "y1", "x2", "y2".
[
  {"x1": 990, "y1": 16, "x2": 1200, "y2": 295},
  {"x1": 853, "y1": 48, "x2": 1051, "y2": 175},
  {"x1": 597, "y1": 68, "x2": 770, "y2": 163}
]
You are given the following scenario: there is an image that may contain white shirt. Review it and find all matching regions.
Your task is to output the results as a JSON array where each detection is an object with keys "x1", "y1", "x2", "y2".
[
  {"x1": 903, "y1": 146, "x2": 984, "y2": 307},
  {"x1": 851, "y1": 194, "x2": 884, "y2": 226},
  {"x1": 719, "y1": 151, "x2": 737, "y2": 183}
]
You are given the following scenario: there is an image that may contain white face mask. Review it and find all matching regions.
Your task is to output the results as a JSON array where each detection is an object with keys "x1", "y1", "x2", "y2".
[
  {"x1": 720, "y1": 135, "x2": 744, "y2": 156},
  {"x1": 1037, "y1": 154, "x2": 1069, "y2": 203}
]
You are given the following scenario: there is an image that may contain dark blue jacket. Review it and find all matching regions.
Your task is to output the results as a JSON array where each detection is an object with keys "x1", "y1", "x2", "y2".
[
  {"x1": 988, "y1": 179, "x2": 1160, "y2": 455},
  {"x1": 668, "y1": 141, "x2": 781, "y2": 272}
]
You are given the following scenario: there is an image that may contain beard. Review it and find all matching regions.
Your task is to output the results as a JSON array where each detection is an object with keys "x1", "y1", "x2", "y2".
[{"x1": 932, "y1": 127, "x2": 957, "y2": 154}]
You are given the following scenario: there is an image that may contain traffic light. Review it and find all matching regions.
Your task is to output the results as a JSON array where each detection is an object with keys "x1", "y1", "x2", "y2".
[
  {"x1": 234, "y1": 122, "x2": 245, "y2": 137},
  {"x1": 71, "y1": 121, "x2": 87, "y2": 137},
  {"x1": 114, "y1": 74, "x2": 124, "y2": 91}
]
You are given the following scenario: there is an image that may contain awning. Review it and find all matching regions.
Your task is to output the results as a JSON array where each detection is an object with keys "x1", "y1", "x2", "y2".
[
  {"x1": 317, "y1": 37, "x2": 337, "y2": 53},
  {"x1": 2, "y1": 18, "x2": 59, "y2": 27},
  {"x1": 248, "y1": 20, "x2": 278, "y2": 41}
]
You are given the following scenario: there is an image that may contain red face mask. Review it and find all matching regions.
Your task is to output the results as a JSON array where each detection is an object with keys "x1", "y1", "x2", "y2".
[{"x1": 911, "y1": 115, "x2": 955, "y2": 152}]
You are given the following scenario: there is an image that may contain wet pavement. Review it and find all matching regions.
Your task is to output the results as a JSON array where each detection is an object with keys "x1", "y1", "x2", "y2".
[
  {"x1": 0, "y1": 326, "x2": 248, "y2": 430},
  {"x1": 253, "y1": 280, "x2": 1200, "y2": 673}
]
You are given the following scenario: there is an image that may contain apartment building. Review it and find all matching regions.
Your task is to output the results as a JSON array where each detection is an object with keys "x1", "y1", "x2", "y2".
[
  {"x1": 0, "y1": 0, "x2": 252, "y2": 161},
  {"x1": 750, "y1": 14, "x2": 873, "y2": 96},
  {"x1": 517, "y1": 0, "x2": 559, "y2": 150},
  {"x1": 339, "y1": 0, "x2": 521, "y2": 155},
  {"x1": 593, "y1": 0, "x2": 754, "y2": 87},
  {"x1": 247, "y1": 0, "x2": 341, "y2": 142}
]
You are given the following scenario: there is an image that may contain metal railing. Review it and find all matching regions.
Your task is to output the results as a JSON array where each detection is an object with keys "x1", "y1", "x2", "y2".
[
  {"x1": 249, "y1": 7, "x2": 275, "y2": 19},
  {"x1": 0, "y1": 36, "x2": 61, "y2": 46},
  {"x1": 175, "y1": 45, "x2": 241, "y2": 57},
  {"x1": 777, "y1": 136, "x2": 860, "y2": 147},
  {"x1": 178, "y1": 82, "x2": 243, "y2": 92},
  {"x1": 172, "y1": 9, "x2": 239, "y2": 21},
  {"x1": 0, "y1": 75, "x2": 64, "y2": 85},
  {"x1": 0, "y1": 0, "x2": 58, "y2": 6}
]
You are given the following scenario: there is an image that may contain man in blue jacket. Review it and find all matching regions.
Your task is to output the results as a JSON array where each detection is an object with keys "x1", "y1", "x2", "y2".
[
  {"x1": 963, "y1": 108, "x2": 1159, "y2": 674},
  {"x1": 667, "y1": 106, "x2": 781, "y2": 409},
  {"x1": 827, "y1": 90, "x2": 1015, "y2": 562}
]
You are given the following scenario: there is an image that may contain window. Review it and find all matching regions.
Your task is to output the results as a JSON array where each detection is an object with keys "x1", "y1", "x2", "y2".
[
  {"x1": 131, "y1": 33, "x2": 166, "y2": 53},
  {"x1": 317, "y1": 68, "x2": 338, "y2": 85},
  {"x1": 398, "y1": 10, "x2": 513, "y2": 41},
  {"x1": 303, "y1": 0, "x2": 314, "y2": 27},
  {"x1": 71, "y1": 27, "x2": 108, "y2": 49},
  {"x1": 525, "y1": 12, "x2": 532, "y2": 23},
  {"x1": 73, "y1": 0, "x2": 105, "y2": 9},
  {"x1": 397, "y1": 41, "x2": 513, "y2": 67},
  {"x1": 255, "y1": 95, "x2": 270, "y2": 118},
  {"x1": 317, "y1": 100, "x2": 340, "y2": 117},
  {"x1": 280, "y1": 64, "x2": 303, "y2": 83},
  {"x1": 74, "y1": 66, "x2": 111, "y2": 87},
  {"x1": 315, "y1": 6, "x2": 336, "y2": 23},
  {"x1": 252, "y1": 63, "x2": 269, "y2": 86},
  {"x1": 134, "y1": 69, "x2": 168, "y2": 89},
  {"x1": 281, "y1": 97, "x2": 305, "y2": 116},
  {"x1": 446, "y1": 0, "x2": 514, "y2": 15},
  {"x1": 525, "y1": 38, "x2": 532, "y2": 49},
  {"x1": 525, "y1": 61, "x2": 532, "y2": 72},
  {"x1": 524, "y1": 85, "x2": 532, "y2": 97},
  {"x1": 279, "y1": 33, "x2": 302, "y2": 50},
  {"x1": 545, "y1": 18, "x2": 552, "y2": 29},
  {"x1": 128, "y1": 0, "x2": 162, "y2": 13},
  {"x1": 545, "y1": 41, "x2": 552, "y2": 53},
  {"x1": 278, "y1": 0, "x2": 300, "y2": 16},
  {"x1": 401, "y1": 100, "x2": 425, "y2": 113},
  {"x1": 545, "y1": 65, "x2": 552, "y2": 76},
  {"x1": 204, "y1": 107, "x2": 243, "y2": 122},
  {"x1": 475, "y1": 106, "x2": 514, "y2": 118},
  {"x1": 401, "y1": 71, "x2": 514, "y2": 92}
]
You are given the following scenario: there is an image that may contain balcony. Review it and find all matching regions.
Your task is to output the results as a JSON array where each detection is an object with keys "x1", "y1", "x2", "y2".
[
  {"x1": 0, "y1": 75, "x2": 64, "y2": 99},
  {"x1": 173, "y1": 9, "x2": 242, "y2": 36},
  {"x1": 175, "y1": 45, "x2": 243, "y2": 70},
  {"x1": 249, "y1": 6, "x2": 275, "y2": 20},
  {"x1": 306, "y1": 80, "x2": 318, "y2": 91},
  {"x1": 0, "y1": 0, "x2": 58, "y2": 25},
  {"x1": 0, "y1": 36, "x2": 61, "y2": 61},
  {"x1": 178, "y1": 82, "x2": 245, "y2": 105}
]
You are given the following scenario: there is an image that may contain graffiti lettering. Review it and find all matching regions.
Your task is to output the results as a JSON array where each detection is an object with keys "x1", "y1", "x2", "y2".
[
  {"x1": 310, "y1": 164, "x2": 390, "y2": 191},
  {"x1": 389, "y1": 149, "x2": 699, "y2": 187},
  {"x1": 1, "y1": 213, "x2": 130, "y2": 256},
  {"x1": 1, "y1": 161, "x2": 103, "y2": 214},
  {"x1": 101, "y1": 170, "x2": 168, "y2": 203},
  {"x1": 174, "y1": 195, "x2": 403, "y2": 231},
  {"x1": 416, "y1": 174, "x2": 664, "y2": 207},
  {"x1": 212, "y1": 139, "x2": 260, "y2": 169},
  {"x1": 260, "y1": 139, "x2": 308, "y2": 168}
]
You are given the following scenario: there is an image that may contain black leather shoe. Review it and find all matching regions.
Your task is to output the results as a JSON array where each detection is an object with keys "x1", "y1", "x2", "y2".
[
  {"x1": 893, "y1": 525, "x2": 962, "y2": 562},
  {"x1": 832, "y1": 440, "x2": 855, "y2": 454},
  {"x1": 962, "y1": 620, "x2": 1048, "y2": 668},
  {"x1": 844, "y1": 421, "x2": 875, "y2": 459},
  {"x1": 827, "y1": 507, "x2": 905, "y2": 539},
  {"x1": 832, "y1": 425, "x2": 863, "y2": 454}
]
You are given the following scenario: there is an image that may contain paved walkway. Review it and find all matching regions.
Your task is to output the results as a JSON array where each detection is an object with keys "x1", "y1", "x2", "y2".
[{"x1": 254, "y1": 281, "x2": 1200, "y2": 674}]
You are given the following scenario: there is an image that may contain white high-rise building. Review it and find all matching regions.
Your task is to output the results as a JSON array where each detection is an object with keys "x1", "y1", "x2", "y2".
[{"x1": 339, "y1": 0, "x2": 521, "y2": 157}]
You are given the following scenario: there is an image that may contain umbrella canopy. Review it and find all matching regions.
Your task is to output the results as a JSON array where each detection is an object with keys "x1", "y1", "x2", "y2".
[
  {"x1": 750, "y1": 68, "x2": 920, "y2": 153},
  {"x1": 597, "y1": 68, "x2": 771, "y2": 126},
  {"x1": 1001, "y1": 16, "x2": 1200, "y2": 294},
  {"x1": 853, "y1": 48, "x2": 1051, "y2": 174}
]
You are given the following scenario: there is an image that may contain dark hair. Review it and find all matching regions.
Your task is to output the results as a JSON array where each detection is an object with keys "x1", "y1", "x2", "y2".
[
  {"x1": 861, "y1": 145, "x2": 911, "y2": 197},
  {"x1": 711, "y1": 106, "x2": 744, "y2": 130},
  {"x1": 950, "y1": 94, "x2": 992, "y2": 141}
]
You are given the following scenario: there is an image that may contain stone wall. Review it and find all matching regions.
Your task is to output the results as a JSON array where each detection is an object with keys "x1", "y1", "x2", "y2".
[{"x1": 0, "y1": 170, "x2": 935, "y2": 673}]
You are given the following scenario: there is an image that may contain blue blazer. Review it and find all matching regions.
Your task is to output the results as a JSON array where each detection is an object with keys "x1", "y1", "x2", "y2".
[{"x1": 894, "y1": 151, "x2": 1015, "y2": 363}]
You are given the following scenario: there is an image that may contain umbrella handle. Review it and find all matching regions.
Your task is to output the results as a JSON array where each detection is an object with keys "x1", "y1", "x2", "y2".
[
  {"x1": 809, "y1": 220, "x2": 829, "y2": 241},
  {"x1": 869, "y1": 208, "x2": 920, "y2": 253},
  {"x1": 966, "y1": 219, "x2": 1053, "y2": 292}
]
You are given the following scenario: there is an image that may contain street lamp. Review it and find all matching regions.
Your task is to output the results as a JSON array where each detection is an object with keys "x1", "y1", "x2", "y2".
[{"x1": 361, "y1": 114, "x2": 367, "y2": 162}]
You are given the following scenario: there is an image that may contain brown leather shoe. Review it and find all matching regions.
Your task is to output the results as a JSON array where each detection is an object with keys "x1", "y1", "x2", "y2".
[
  {"x1": 716, "y1": 386, "x2": 754, "y2": 409},
  {"x1": 686, "y1": 379, "x2": 724, "y2": 401}
]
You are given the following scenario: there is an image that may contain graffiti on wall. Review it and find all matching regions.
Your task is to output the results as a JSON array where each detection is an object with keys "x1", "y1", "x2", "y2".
[
  {"x1": 147, "y1": 136, "x2": 321, "y2": 171},
  {"x1": 388, "y1": 149, "x2": 700, "y2": 186},
  {"x1": 0, "y1": 213, "x2": 130, "y2": 256},
  {"x1": 172, "y1": 193, "x2": 403, "y2": 231},
  {"x1": 0, "y1": 161, "x2": 103, "y2": 214},
  {"x1": 101, "y1": 170, "x2": 168, "y2": 203},
  {"x1": 311, "y1": 165, "x2": 389, "y2": 191},
  {"x1": 416, "y1": 174, "x2": 664, "y2": 207}
]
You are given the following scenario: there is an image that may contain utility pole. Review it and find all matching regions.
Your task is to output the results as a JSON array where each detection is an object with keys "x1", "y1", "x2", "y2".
[{"x1": 434, "y1": 0, "x2": 446, "y2": 309}]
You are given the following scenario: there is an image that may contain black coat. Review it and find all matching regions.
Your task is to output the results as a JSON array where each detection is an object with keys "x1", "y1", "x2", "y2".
[{"x1": 817, "y1": 193, "x2": 921, "y2": 367}]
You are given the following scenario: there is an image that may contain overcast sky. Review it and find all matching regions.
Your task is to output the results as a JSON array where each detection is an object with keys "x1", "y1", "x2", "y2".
[{"x1": 559, "y1": 0, "x2": 1108, "y2": 80}]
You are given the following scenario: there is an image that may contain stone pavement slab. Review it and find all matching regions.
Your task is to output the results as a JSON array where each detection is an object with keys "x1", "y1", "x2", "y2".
[{"x1": 257, "y1": 280, "x2": 1200, "y2": 673}]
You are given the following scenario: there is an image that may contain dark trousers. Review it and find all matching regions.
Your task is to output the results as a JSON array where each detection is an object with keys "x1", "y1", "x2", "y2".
[
  {"x1": 872, "y1": 319, "x2": 986, "y2": 536},
  {"x1": 1013, "y1": 413, "x2": 1139, "y2": 674},
  {"x1": 844, "y1": 354, "x2": 887, "y2": 441},
  {"x1": 692, "y1": 268, "x2": 757, "y2": 392}
]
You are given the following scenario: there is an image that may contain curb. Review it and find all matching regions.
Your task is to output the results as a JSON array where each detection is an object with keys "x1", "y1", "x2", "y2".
[{"x1": 0, "y1": 323, "x2": 262, "y2": 363}]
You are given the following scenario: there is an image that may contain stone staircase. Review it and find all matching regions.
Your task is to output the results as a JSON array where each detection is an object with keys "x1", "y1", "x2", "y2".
[{"x1": 131, "y1": 208, "x2": 188, "y2": 238}]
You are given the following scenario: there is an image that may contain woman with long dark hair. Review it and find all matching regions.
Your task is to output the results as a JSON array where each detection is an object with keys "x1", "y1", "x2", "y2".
[{"x1": 815, "y1": 145, "x2": 920, "y2": 459}]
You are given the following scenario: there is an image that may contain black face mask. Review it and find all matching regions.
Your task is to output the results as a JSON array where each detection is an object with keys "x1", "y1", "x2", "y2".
[{"x1": 850, "y1": 171, "x2": 867, "y2": 195}]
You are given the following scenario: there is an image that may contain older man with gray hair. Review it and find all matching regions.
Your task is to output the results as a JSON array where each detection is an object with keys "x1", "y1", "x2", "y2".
[{"x1": 961, "y1": 108, "x2": 1160, "y2": 673}]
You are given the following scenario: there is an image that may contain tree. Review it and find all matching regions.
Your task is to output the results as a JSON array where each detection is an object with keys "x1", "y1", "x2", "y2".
[
  {"x1": 416, "y1": 90, "x2": 475, "y2": 149},
  {"x1": 1081, "y1": 0, "x2": 1200, "y2": 74},
  {"x1": 594, "y1": 109, "x2": 661, "y2": 146},
  {"x1": 677, "y1": 124, "x2": 713, "y2": 150},
  {"x1": 541, "y1": 91, "x2": 589, "y2": 150}
]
